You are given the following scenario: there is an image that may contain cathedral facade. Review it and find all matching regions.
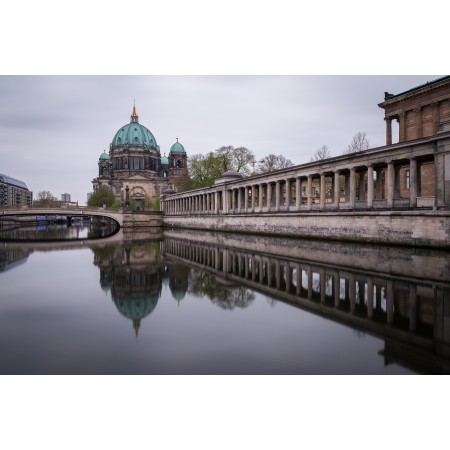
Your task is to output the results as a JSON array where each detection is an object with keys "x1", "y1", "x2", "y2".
[{"x1": 92, "y1": 104, "x2": 189, "y2": 209}]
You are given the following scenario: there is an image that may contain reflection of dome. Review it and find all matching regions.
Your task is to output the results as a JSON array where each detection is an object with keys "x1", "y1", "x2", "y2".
[
  {"x1": 171, "y1": 289, "x2": 186, "y2": 302},
  {"x1": 101, "y1": 284, "x2": 111, "y2": 293},
  {"x1": 99, "y1": 152, "x2": 110, "y2": 160},
  {"x1": 169, "y1": 138, "x2": 186, "y2": 154},
  {"x1": 162, "y1": 275, "x2": 170, "y2": 286},
  {"x1": 113, "y1": 295, "x2": 159, "y2": 336},
  {"x1": 110, "y1": 104, "x2": 158, "y2": 150}
]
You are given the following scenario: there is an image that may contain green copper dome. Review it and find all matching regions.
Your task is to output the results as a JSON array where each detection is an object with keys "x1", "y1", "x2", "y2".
[
  {"x1": 169, "y1": 138, "x2": 186, "y2": 154},
  {"x1": 113, "y1": 295, "x2": 159, "y2": 321},
  {"x1": 110, "y1": 105, "x2": 158, "y2": 151},
  {"x1": 161, "y1": 154, "x2": 169, "y2": 166},
  {"x1": 99, "y1": 152, "x2": 110, "y2": 160}
]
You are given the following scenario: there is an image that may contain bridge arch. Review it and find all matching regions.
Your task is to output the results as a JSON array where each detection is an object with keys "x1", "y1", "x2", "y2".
[{"x1": 0, "y1": 207, "x2": 124, "y2": 227}]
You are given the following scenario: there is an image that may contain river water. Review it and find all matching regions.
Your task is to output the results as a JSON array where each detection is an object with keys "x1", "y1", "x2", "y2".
[{"x1": 1, "y1": 223, "x2": 449, "y2": 374}]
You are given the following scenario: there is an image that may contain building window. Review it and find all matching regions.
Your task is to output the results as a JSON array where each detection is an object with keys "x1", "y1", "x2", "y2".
[{"x1": 405, "y1": 169, "x2": 410, "y2": 190}]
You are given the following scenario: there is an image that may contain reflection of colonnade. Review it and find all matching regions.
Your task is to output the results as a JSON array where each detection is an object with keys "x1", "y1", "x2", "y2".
[{"x1": 162, "y1": 236, "x2": 450, "y2": 369}]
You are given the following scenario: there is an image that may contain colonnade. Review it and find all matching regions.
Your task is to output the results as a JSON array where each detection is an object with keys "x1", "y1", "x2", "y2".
[{"x1": 162, "y1": 151, "x2": 438, "y2": 215}]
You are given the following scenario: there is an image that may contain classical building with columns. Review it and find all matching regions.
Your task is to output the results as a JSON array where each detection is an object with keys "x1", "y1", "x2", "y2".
[
  {"x1": 92, "y1": 104, "x2": 189, "y2": 209},
  {"x1": 161, "y1": 77, "x2": 450, "y2": 248}
]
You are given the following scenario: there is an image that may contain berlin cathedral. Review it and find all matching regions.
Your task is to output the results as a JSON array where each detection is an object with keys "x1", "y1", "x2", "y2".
[{"x1": 92, "y1": 103, "x2": 189, "y2": 208}]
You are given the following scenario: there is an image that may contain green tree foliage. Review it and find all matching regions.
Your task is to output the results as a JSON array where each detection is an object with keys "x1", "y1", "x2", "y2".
[
  {"x1": 87, "y1": 186, "x2": 116, "y2": 207},
  {"x1": 188, "y1": 146, "x2": 256, "y2": 189}
]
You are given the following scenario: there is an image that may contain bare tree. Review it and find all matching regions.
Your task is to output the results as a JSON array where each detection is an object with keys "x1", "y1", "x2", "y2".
[
  {"x1": 257, "y1": 154, "x2": 294, "y2": 173},
  {"x1": 311, "y1": 145, "x2": 332, "y2": 161},
  {"x1": 343, "y1": 131, "x2": 370, "y2": 154},
  {"x1": 33, "y1": 191, "x2": 59, "y2": 206}
]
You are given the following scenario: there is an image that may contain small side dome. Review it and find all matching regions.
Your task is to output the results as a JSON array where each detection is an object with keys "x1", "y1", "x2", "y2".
[
  {"x1": 161, "y1": 154, "x2": 169, "y2": 167},
  {"x1": 170, "y1": 138, "x2": 186, "y2": 154},
  {"x1": 214, "y1": 170, "x2": 244, "y2": 185},
  {"x1": 161, "y1": 185, "x2": 176, "y2": 195},
  {"x1": 99, "y1": 152, "x2": 110, "y2": 160}
]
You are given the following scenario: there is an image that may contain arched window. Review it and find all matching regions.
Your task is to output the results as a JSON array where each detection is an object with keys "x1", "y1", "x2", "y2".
[{"x1": 176, "y1": 159, "x2": 182, "y2": 168}]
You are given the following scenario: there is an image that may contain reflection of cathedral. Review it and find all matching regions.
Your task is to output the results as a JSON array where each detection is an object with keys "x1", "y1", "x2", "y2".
[
  {"x1": 92, "y1": 104, "x2": 190, "y2": 209},
  {"x1": 93, "y1": 241, "x2": 189, "y2": 335}
]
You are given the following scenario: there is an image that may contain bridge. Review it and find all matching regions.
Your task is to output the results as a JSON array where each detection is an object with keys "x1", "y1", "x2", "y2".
[
  {"x1": 0, "y1": 206, "x2": 163, "y2": 230},
  {"x1": 0, "y1": 206, "x2": 124, "y2": 226}
]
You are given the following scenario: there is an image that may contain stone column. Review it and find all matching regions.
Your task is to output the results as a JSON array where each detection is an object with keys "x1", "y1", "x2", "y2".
[
  {"x1": 349, "y1": 168, "x2": 356, "y2": 209},
  {"x1": 285, "y1": 179, "x2": 291, "y2": 211},
  {"x1": 237, "y1": 188, "x2": 242, "y2": 213},
  {"x1": 320, "y1": 173, "x2": 326, "y2": 209},
  {"x1": 251, "y1": 185, "x2": 256, "y2": 212},
  {"x1": 387, "y1": 161, "x2": 395, "y2": 208},
  {"x1": 409, "y1": 157, "x2": 417, "y2": 208},
  {"x1": 244, "y1": 186, "x2": 249, "y2": 212},
  {"x1": 385, "y1": 116, "x2": 392, "y2": 145},
  {"x1": 296, "y1": 177, "x2": 301, "y2": 211},
  {"x1": 259, "y1": 184, "x2": 263, "y2": 211},
  {"x1": 334, "y1": 171, "x2": 340, "y2": 209},
  {"x1": 222, "y1": 189, "x2": 227, "y2": 213},
  {"x1": 367, "y1": 165, "x2": 374, "y2": 209},
  {"x1": 307, "y1": 175, "x2": 313, "y2": 209},
  {"x1": 275, "y1": 181, "x2": 281, "y2": 212},
  {"x1": 267, "y1": 182, "x2": 272, "y2": 211}
]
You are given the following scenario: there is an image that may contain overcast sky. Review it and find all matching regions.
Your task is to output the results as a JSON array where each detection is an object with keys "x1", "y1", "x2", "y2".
[{"x1": 0, "y1": 75, "x2": 440, "y2": 204}]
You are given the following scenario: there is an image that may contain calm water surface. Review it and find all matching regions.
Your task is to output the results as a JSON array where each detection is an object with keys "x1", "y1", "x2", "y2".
[{"x1": 1, "y1": 225, "x2": 449, "y2": 374}]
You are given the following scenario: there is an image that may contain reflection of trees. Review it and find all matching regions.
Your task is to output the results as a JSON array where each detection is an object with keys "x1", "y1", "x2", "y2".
[{"x1": 188, "y1": 269, "x2": 255, "y2": 310}]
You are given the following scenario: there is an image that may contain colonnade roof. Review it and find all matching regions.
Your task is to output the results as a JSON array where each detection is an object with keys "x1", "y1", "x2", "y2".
[{"x1": 378, "y1": 75, "x2": 450, "y2": 106}]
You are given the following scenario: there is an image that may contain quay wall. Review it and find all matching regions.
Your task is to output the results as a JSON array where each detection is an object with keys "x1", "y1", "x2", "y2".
[{"x1": 162, "y1": 211, "x2": 450, "y2": 249}]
